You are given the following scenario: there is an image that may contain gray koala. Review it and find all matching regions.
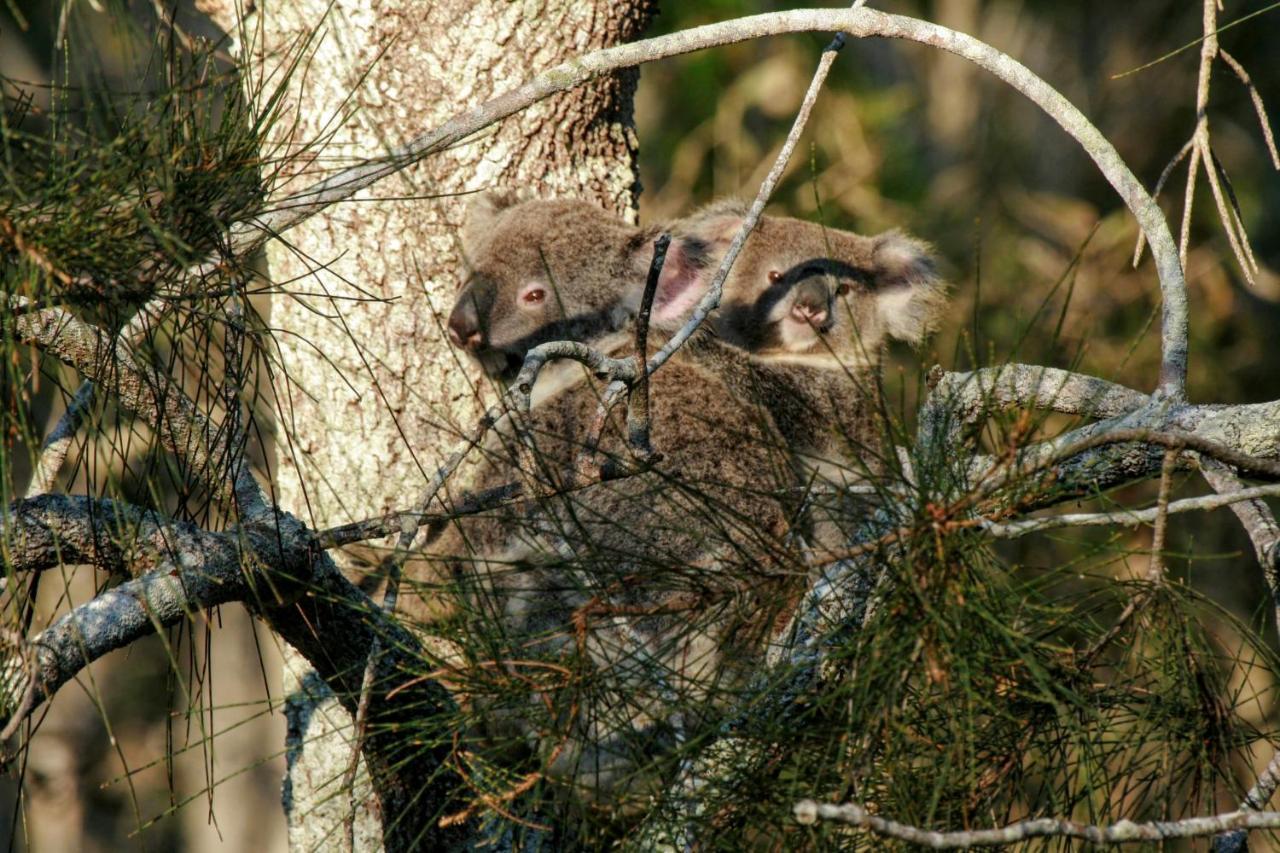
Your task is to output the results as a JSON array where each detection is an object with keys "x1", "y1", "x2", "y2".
[
  {"x1": 418, "y1": 193, "x2": 945, "y2": 820},
  {"x1": 670, "y1": 200, "x2": 946, "y2": 475},
  {"x1": 665, "y1": 201, "x2": 947, "y2": 551},
  {"x1": 416, "y1": 195, "x2": 800, "y2": 815},
  {"x1": 449, "y1": 193, "x2": 665, "y2": 377}
]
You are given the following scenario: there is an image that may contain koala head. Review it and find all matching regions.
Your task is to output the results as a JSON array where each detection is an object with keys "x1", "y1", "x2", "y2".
[
  {"x1": 449, "y1": 193, "x2": 659, "y2": 377},
  {"x1": 663, "y1": 200, "x2": 947, "y2": 367}
]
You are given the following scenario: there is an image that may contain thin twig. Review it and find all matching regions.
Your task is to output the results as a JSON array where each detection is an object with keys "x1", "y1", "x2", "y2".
[
  {"x1": 1215, "y1": 750, "x2": 1280, "y2": 852},
  {"x1": 625, "y1": 233, "x2": 670, "y2": 463},
  {"x1": 580, "y1": 27, "x2": 853, "y2": 452},
  {"x1": 13, "y1": 299, "x2": 264, "y2": 507},
  {"x1": 646, "y1": 30, "x2": 848, "y2": 375},
  {"x1": 1147, "y1": 448, "x2": 1178, "y2": 579},
  {"x1": 1201, "y1": 457, "x2": 1280, "y2": 644},
  {"x1": 1183, "y1": 0, "x2": 1258, "y2": 283},
  {"x1": 1179, "y1": 140, "x2": 1201, "y2": 270},
  {"x1": 1200, "y1": 137, "x2": 1256, "y2": 282},
  {"x1": 978, "y1": 482, "x2": 1280, "y2": 538},
  {"x1": 793, "y1": 800, "x2": 1280, "y2": 847},
  {"x1": 316, "y1": 482, "x2": 524, "y2": 550},
  {"x1": 1133, "y1": 138, "x2": 1192, "y2": 266},
  {"x1": 997, "y1": 425, "x2": 1280, "y2": 491},
  {"x1": 1218, "y1": 49, "x2": 1280, "y2": 170},
  {"x1": 823, "y1": 426, "x2": 1280, "y2": 567},
  {"x1": 221, "y1": 292, "x2": 267, "y2": 518},
  {"x1": 24, "y1": 296, "x2": 168, "y2": 498},
  {"x1": 1077, "y1": 449, "x2": 1180, "y2": 662}
]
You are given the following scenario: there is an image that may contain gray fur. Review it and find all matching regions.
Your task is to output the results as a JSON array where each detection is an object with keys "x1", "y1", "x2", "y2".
[
  {"x1": 420, "y1": 194, "x2": 947, "y2": 812},
  {"x1": 448, "y1": 194, "x2": 658, "y2": 377},
  {"x1": 671, "y1": 201, "x2": 948, "y2": 549},
  {"x1": 415, "y1": 195, "x2": 803, "y2": 814}
]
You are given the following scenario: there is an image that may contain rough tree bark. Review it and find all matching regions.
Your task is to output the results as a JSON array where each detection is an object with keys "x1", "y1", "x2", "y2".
[{"x1": 199, "y1": 0, "x2": 653, "y2": 847}]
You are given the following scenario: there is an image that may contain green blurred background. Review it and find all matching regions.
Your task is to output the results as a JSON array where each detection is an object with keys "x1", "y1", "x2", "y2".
[{"x1": 3, "y1": 0, "x2": 1279, "y2": 848}]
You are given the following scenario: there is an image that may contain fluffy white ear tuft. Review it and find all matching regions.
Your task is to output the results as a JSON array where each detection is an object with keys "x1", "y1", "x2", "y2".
[
  {"x1": 871, "y1": 231, "x2": 947, "y2": 345},
  {"x1": 682, "y1": 198, "x2": 749, "y2": 246}
]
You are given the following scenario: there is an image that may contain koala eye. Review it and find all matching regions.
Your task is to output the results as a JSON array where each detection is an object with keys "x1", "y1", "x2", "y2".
[
  {"x1": 520, "y1": 286, "x2": 547, "y2": 306},
  {"x1": 767, "y1": 270, "x2": 783, "y2": 284},
  {"x1": 835, "y1": 282, "x2": 851, "y2": 296}
]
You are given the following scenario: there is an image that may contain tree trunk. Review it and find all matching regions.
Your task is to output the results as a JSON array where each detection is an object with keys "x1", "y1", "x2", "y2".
[{"x1": 200, "y1": 0, "x2": 653, "y2": 847}]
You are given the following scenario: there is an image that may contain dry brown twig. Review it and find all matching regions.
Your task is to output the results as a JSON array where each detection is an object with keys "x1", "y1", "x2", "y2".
[{"x1": 1133, "y1": 0, "x2": 1278, "y2": 282}]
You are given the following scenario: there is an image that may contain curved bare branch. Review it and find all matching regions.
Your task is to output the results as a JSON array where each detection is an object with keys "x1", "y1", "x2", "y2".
[{"x1": 921, "y1": 365, "x2": 1148, "y2": 447}]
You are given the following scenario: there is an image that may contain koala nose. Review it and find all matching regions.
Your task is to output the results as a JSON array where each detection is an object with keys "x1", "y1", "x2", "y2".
[
  {"x1": 790, "y1": 297, "x2": 829, "y2": 328},
  {"x1": 447, "y1": 300, "x2": 485, "y2": 351},
  {"x1": 791, "y1": 277, "x2": 833, "y2": 329}
]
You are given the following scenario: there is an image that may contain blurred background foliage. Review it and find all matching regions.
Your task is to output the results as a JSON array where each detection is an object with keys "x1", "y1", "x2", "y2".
[
  {"x1": 637, "y1": 0, "x2": 1280, "y2": 818},
  {"x1": 1, "y1": 0, "x2": 1279, "y2": 848}
]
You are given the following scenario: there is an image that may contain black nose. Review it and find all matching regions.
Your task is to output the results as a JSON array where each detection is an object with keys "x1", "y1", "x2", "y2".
[
  {"x1": 447, "y1": 298, "x2": 484, "y2": 351},
  {"x1": 791, "y1": 277, "x2": 834, "y2": 328}
]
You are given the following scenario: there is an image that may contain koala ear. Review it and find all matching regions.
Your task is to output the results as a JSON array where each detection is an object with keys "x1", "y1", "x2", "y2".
[
  {"x1": 621, "y1": 200, "x2": 752, "y2": 329},
  {"x1": 460, "y1": 190, "x2": 526, "y2": 254},
  {"x1": 628, "y1": 230, "x2": 717, "y2": 329},
  {"x1": 869, "y1": 231, "x2": 947, "y2": 346},
  {"x1": 681, "y1": 198, "x2": 749, "y2": 248}
]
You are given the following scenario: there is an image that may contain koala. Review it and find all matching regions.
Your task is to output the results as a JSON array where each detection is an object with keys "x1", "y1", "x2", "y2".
[
  {"x1": 664, "y1": 201, "x2": 947, "y2": 551},
  {"x1": 451, "y1": 194, "x2": 661, "y2": 378},
  {"x1": 412, "y1": 195, "x2": 803, "y2": 817},
  {"x1": 447, "y1": 192, "x2": 719, "y2": 384},
  {"x1": 418, "y1": 193, "x2": 945, "y2": 819}
]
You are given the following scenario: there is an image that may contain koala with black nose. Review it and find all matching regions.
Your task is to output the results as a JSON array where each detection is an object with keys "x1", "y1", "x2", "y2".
[
  {"x1": 417, "y1": 195, "x2": 801, "y2": 814},
  {"x1": 448, "y1": 193, "x2": 672, "y2": 378},
  {"x1": 417, "y1": 193, "x2": 945, "y2": 817},
  {"x1": 671, "y1": 200, "x2": 946, "y2": 492}
]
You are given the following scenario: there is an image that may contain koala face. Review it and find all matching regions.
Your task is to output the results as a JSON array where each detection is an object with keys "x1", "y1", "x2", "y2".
[
  {"x1": 449, "y1": 194, "x2": 655, "y2": 377},
  {"x1": 664, "y1": 201, "x2": 946, "y2": 367}
]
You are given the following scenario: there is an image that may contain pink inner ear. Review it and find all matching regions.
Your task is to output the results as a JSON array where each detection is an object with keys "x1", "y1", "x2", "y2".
[{"x1": 651, "y1": 245, "x2": 709, "y2": 327}]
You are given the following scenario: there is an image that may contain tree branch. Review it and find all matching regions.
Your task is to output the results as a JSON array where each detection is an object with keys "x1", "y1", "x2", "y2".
[
  {"x1": 921, "y1": 364, "x2": 1147, "y2": 446},
  {"x1": 1215, "y1": 750, "x2": 1280, "y2": 853},
  {"x1": 793, "y1": 800, "x2": 1280, "y2": 847},
  {"x1": 1, "y1": 494, "x2": 207, "y2": 577},
  {"x1": 23, "y1": 296, "x2": 170, "y2": 499},
  {"x1": 186, "y1": 8, "x2": 1188, "y2": 397},
  {"x1": 11, "y1": 302, "x2": 263, "y2": 508},
  {"x1": 1, "y1": 508, "x2": 311, "y2": 737},
  {"x1": 978, "y1": 481, "x2": 1280, "y2": 539}
]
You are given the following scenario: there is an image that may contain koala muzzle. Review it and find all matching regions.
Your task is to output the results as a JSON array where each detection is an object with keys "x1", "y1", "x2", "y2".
[
  {"x1": 447, "y1": 284, "x2": 489, "y2": 351},
  {"x1": 790, "y1": 277, "x2": 833, "y2": 331}
]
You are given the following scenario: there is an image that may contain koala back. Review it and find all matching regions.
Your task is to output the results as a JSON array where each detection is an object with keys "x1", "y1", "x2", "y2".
[{"x1": 404, "y1": 343, "x2": 803, "y2": 811}]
